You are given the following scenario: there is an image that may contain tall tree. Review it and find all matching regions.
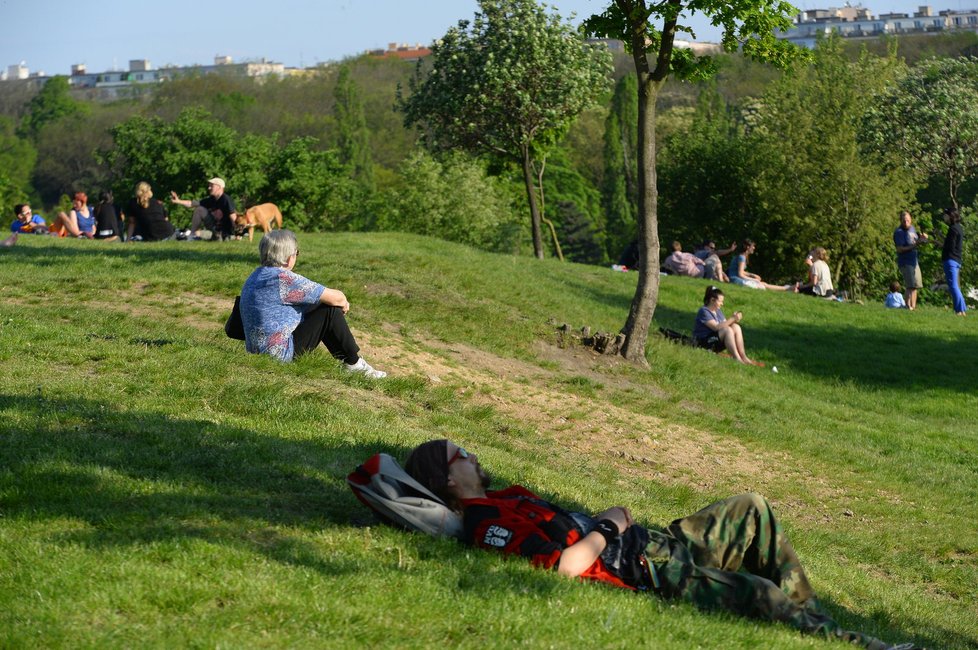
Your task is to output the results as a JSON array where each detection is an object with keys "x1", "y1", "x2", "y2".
[
  {"x1": 17, "y1": 77, "x2": 87, "y2": 141},
  {"x1": 333, "y1": 64, "x2": 374, "y2": 189},
  {"x1": 601, "y1": 74, "x2": 639, "y2": 262},
  {"x1": 657, "y1": 84, "x2": 758, "y2": 254},
  {"x1": 752, "y1": 36, "x2": 915, "y2": 292},
  {"x1": 584, "y1": 1, "x2": 805, "y2": 363},
  {"x1": 399, "y1": 0, "x2": 612, "y2": 259},
  {"x1": 0, "y1": 116, "x2": 37, "y2": 207},
  {"x1": 862, "y1": 56, "x2": 978, "y2": 210}
]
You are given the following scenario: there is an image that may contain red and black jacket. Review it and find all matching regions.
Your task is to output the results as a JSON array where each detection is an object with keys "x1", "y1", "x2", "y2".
[{"x1": 461, "y1": 485, "x2": 639, "y2": 590}]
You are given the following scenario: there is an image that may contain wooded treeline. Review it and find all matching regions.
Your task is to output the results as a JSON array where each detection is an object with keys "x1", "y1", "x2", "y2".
[{"x1": 2, "y1": 26, "x2": 977, "y2": 299}]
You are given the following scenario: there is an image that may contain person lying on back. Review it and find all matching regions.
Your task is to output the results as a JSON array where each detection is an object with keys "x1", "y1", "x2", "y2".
[{"x1": 404, "y1": 439, "x2": 919, "y2": 650}]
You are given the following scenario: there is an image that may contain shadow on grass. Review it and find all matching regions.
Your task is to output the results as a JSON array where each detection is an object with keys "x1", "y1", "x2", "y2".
[
  {"x1": 0, "y1": 392, "x2": 395, "y2": 572},
  {"x1": 0, "y1": 392, "x2": 962, "y2": 648},
  {"x1": 2, "y1": 240, "x2": 255, "y2": 266},
  {"x1": 653, "y1": 303, "x2": 978, "y2": 394}
]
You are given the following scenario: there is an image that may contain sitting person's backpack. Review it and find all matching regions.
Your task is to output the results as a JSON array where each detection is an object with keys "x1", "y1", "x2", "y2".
[
  {"x1": 658, "y1": 327, "x2": 693, "y2": 346},
  {"x1": 225, "y1": 296, "x2": 245, "y2": 341},
  {"x1": 347, "y1": 453, "x2": 463, "y2": 539}
]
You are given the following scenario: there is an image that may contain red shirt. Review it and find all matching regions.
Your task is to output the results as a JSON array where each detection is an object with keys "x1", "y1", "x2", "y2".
[{"x1": 461, "y1": 485, "x2": 635, "y2": 590}]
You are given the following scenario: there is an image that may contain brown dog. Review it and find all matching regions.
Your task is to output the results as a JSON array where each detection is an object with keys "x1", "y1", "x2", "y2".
[{"x1": 235, "y1": 203, "x2": 283, "y2": 241}]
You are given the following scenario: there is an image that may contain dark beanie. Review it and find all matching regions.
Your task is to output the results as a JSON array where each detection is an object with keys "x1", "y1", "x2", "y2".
[{"x1": 405, "y1": 439, "x2": 450, "y2": 494}]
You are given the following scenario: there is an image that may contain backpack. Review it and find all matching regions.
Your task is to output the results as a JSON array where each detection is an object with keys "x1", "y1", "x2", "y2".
[
  {"x1": 658, "y1": 327, "x2": 693, "y2": 346},
  {"x1": 347, "y1": 453, "x2": 463, "y2": 539}
]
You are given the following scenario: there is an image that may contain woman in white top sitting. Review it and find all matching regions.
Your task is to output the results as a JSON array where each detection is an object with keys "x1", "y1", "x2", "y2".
[{"x1": 799, "y1": 247, "x2": 835, "y2": 298}]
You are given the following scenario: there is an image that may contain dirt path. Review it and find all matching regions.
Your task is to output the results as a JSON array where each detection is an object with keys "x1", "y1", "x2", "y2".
[{"x1": 354, "y1": 327, "x2": 849, "y2": 521}]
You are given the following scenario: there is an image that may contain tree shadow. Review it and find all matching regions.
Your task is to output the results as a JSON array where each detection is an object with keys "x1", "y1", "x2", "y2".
[
  {"x1": 2, "y1": 240, "x2": 256, "y2": 266},
  {"x1": 652, "y1": 303, "x2": 978, "y2": 394},
  {"x1": 0, "y1": 392, "x2": 397, "y2": 575}
]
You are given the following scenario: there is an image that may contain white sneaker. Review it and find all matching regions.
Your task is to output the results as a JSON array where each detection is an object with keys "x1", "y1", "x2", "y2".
[{"x1": 343, "y1": 357, "x2": 387, "y2": 379}]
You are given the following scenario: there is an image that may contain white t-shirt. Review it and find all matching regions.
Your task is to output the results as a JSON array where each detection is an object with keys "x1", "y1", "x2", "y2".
[{"x1": 810, "y1": 259, "x2": 834, "y2": 296}]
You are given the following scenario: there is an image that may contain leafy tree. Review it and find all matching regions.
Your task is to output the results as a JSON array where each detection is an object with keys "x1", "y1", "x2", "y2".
[
  {"x1": 18, "y1": 77, "x2": 88, "y2": 141},
  {"x1": 863, "y1": 57, "x2": 978, "y2": 210},
  {"x1": 0, "y1": 116, "x2": 37, "y2": 207},
  {"x1": 542, "y1": 148, "x2": 606, "y2": 263},
  {"x1": 377, "y1": 150, "x2": 524, "y2": 252},
  {"x1": 265, "y1": 137, "x2": 357, "y2": 231},
  {"x1": 584, "y1": 0, "x2": 806, "y2": 363},
  {"x1": 100, "y1": 107, "x2": 352, "y2": 229},
  {"x1": 752, "y1": 37, "x2": 917, "y2": 293},
  {"x1": 399, "y1": 0, "x2": 612, "y2": 259},
  {"x1": 657, "y1": 84, "x2": 758, "y2": 256},
  {"x1": 601, "y1": 74, "x2": 639, "y2": 262},
  {"x1": 30, "y1": 104, "x2": 135, "y2": 205},
  {"x1": 333, "y1": 65, "x2": 374, "y2": 189}
]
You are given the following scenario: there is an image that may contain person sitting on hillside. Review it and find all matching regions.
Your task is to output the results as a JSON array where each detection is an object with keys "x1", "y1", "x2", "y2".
[
  {"x1": 125, "y1": 182, "x2": 176, "y2": 242},
  {"x1": 93, "y1": 190, "x2": 121, "y2": 241},
  {"x1": 237, "y1": 229, "x2": 386, "y2": 378},
  {"x1": 662, "y1": 241, "x2": 705, "y2": 278},
  {"x1": 51, "y1": 192, "x2": 96, "y2": 238},
  {"x1": 170, "y1": 177, "x2": 238, "y2": 241},
  {"x1": 10, "y1": 204, "x2": 48, "y2": 235},
  {"x1": 728, "y1": 239, "x2": 796, "y2": 291},
  {"x1": 798, "y1": 247, "x2": 835, "y2": 299},
  {"x1": 693, "y1": 239, "x2": 734, "y2": 282},
  {"x1": 693, "y1": 285, "x2": 755, "y2": 365},
  {"x1": 614, "y1": 239, "x2": 640, "y2": 271},
  {"x1": 402, "y1": 439, "x2": 919, "y2": 650},
  {"x1": 885, "y1": 281, "x2": 907, "y2": 309}
]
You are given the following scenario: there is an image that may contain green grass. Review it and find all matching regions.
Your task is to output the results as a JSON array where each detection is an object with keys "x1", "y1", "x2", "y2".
[{"x1": 1, "y1": 233, "x2": 975, "y2": 649}]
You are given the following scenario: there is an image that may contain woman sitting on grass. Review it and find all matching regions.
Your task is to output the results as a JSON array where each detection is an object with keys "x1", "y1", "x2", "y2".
[
  {"x1": 728, "y1": 239, "x2": 796, "y2": 291},
  {"x1": 799, "y1": 247, "x2": 835, "y2": 298},
  {"x1": 238, "y1": 229, "x2": 386, "y2": 378},
  {"x1": 693, "y1": 285, "x2": 755, "y2": 365},
  {"x1": 51, "y1": 192, "x2": 96, "y2": 238}
]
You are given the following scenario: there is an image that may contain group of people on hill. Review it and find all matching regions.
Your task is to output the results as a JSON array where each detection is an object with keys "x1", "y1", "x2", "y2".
[
  {"x1": 663, "y1": 238, "x2": 838, "y2": 297},
  {"x1": 6, "y1": 176, "x2": 241, "y2": 245},
  {"x1": 892, "y1": 209, "x2": 967, "y2": 315},
  {"x1": 673, "y1": 207, "x2": 970, "y2": 365}
]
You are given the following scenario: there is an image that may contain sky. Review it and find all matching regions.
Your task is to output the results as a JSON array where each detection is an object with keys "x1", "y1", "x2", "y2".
[{"x1": 0, "y1": 0, "x2": 965, "y2": 77}]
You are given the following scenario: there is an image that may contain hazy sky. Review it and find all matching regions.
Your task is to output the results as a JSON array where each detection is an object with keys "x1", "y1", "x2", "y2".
[{"x1": 0, "y1": 0, "x2": 955, "y2": 77}]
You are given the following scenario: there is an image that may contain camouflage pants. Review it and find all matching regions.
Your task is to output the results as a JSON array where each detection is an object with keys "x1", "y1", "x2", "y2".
[{"x1": 645, "y1": 493, "x2": 889, "y2": 649}]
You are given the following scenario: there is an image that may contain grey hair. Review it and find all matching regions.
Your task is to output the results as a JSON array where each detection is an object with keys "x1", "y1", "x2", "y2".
[{"x1": 259, "y1": 229, "x2": 298, "y2": 267}]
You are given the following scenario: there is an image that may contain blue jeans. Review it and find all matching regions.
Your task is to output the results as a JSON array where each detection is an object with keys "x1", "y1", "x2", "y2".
[{"x1": 943, "y1": 259, "x2": 967, "y2": 313}]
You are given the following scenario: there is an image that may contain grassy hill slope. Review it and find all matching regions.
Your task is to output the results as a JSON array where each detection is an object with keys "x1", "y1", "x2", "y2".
[{"x1": 1, "y1": 233, "x2": 975, "y2": 649}]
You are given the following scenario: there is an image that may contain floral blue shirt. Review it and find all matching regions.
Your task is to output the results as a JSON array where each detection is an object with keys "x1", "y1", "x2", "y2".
[{"x1": 240, "y1": 266, "x2": 326, "y2": 361}]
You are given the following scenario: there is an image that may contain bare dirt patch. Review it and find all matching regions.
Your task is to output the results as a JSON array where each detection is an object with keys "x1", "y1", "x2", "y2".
[{"x1": 356, "y1": 329, "x2": 797, "y2": 497}]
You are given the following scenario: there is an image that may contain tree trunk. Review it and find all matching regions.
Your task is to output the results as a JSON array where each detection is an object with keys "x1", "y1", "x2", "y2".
[
  {"x1": 521, "y1": 147, "x2": 545, "y2": 259},
  {"x1": 619, "y1": 76, "x2": 661, "y2": 365}
]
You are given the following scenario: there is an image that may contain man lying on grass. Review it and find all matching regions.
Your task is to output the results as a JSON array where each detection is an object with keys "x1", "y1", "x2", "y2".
[{"x1": 405, "y1": 440, "x2": 919, "y2": 650}]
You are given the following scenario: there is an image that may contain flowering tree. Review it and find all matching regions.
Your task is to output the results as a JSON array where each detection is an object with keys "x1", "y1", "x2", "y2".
[{"x1": 399, "y1": 0, "x2": 612, "y2": 259}]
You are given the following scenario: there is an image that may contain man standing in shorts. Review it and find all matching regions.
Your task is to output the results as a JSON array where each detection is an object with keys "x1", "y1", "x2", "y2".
[{"x1": 893, "y1": 211, "x2": 927, "y2": 310}]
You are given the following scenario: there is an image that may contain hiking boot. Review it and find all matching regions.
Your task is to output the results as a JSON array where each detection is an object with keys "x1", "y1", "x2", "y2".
[{"x1": 344, "y1": 357, "x2": 387, "y2": 379}]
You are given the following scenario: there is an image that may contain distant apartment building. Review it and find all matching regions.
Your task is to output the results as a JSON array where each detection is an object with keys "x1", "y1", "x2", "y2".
[
  {"x1": 367, "y1": 43, "x2": 432, "y2": 62},
  {"x1": 1, "y1": 55, "x2": 286, "y2": 99},
  {"x1": 779, "y1": 4, "x2": 978, "y2": 47}
]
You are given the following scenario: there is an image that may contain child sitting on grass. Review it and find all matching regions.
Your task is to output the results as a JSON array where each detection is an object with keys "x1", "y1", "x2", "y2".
[{"x1": 885, "y1": 281, "x2": 907, "y2": 309}]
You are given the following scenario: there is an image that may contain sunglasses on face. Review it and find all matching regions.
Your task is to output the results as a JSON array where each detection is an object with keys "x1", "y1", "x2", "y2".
[{"x1": 448, "y1": 447, "x2": 469, "y2": 466}]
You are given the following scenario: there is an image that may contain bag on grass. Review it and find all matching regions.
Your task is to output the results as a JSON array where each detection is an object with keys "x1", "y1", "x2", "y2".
[
  {"x1": 347, "y1": 453, "x2": 463, "y2": 539},
  {"x1": 224, "y1": 296, "x2": 245, "y2": 340},
  {"x1": 658, "y1": 327, "x2": 693, "y2": 346}
]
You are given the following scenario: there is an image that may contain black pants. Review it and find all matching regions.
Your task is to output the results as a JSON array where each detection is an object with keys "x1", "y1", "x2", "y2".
[{"x1": 292, "y1": 305, "x2": 360, "y2": 364}]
